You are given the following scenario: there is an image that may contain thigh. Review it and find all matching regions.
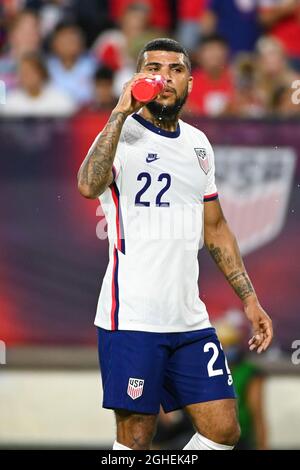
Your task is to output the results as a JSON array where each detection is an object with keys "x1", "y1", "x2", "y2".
[
  {"x1": 184, "y1": 398, "x2": 238, "y2": 438},
  {"x1": 161, "y1": 328, "x2": 236, "y2": 413},
  {"x1": 97, "y1": 328, "x2": 169, "y2": 414}
]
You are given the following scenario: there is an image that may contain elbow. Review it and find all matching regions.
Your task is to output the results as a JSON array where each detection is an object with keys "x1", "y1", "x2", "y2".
[
  {"x1": 77, "y1": 167, "x2": 111, "y2": 199},
  {"x1": 204, "y1": 218, "x2": 229, "y2": 246},
  {"x1": 77, "y1": 181, "x2": 99, "y2": 199}
]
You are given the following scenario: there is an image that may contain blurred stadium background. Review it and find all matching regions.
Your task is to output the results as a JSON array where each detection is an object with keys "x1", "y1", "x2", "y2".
[{"x1": 0, "y1": 0, "x2": 300, "y2": 450}]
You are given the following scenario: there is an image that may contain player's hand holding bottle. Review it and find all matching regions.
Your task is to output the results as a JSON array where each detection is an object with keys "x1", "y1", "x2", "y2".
[{"x1": 113, "y1": 72, "x2": 162, "y2": 117}]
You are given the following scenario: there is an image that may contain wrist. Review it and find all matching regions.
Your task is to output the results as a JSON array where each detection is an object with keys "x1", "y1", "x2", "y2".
[
  {"x1": 111, "y1": 107, "x2": 130, "y2": 120},
  {"x1": 243, "y1": 294, "x2": 259, "y2": 307}
]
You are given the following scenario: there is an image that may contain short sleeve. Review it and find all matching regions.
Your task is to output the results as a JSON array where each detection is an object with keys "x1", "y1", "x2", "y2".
[{"x1": 203, "y1": 136, "x2": 218, "y2": 202}]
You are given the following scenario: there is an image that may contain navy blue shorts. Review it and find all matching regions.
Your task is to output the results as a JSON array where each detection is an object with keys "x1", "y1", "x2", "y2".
[{"x1": 97, "y1": 327, "x2": 236, "y2": 414}]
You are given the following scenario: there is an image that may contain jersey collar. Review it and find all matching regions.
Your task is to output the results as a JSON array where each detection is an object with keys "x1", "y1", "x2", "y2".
[{"x1": 132, "y1": 113, "x2": 180, "y2": 138}]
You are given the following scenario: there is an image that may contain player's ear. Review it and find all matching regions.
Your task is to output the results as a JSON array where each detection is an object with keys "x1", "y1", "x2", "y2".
[{"x1": 188, "y1": 76, "x2": 193, "y2": 94}]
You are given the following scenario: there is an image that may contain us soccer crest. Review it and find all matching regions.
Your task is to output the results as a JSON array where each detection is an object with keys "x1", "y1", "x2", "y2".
[
  {"x1": 127, "y1": 378, "x2": 144, "y2": 400},
  {"x1": 195, "y1": 148, "x2": 210, "y2": 174},
  {"x1": 214, "y1": 146, "x2": 296, "y2": 256}
]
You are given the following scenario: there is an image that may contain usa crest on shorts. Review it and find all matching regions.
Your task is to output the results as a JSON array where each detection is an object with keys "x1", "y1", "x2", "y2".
[
  {"x1": 127, "y1": 378, "x2": 144, "y2": 400},
  {"x1": 195, "y1": 148, "x2": 210, "y2": 174}
]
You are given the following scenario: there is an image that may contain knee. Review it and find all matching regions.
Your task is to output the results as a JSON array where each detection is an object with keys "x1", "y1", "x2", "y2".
[
  {"x1": 128, "y1": 424, "x2": 156, "y2": 450},
  {"x1": 116, "y1": 412, "x2": 157, "y2": 450},
  {"x1": 214, "y1": 421, "x2": 241, "y2": 446}
]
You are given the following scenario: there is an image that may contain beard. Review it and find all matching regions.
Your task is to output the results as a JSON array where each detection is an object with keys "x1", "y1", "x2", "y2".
[{"x1": 145, "y1": 85, "x2": 189, "y2": 121}]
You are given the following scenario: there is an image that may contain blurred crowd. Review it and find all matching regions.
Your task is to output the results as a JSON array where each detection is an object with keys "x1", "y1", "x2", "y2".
[{"x1": 0, "y1": 0, "x2": 300, "y2": 118}]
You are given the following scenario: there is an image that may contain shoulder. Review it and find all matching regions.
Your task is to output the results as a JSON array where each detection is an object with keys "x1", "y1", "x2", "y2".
[
  {"x1": 180, "y1": 119, "x2": 213, "y2": 148},
  {"x1": 119, "y1": 114, "x2": 146, "y2": 145}
]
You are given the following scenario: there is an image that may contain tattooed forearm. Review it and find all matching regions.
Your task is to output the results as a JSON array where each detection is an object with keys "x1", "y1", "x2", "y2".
[
  {"x1": 226, "y1": 271, "x2": 254, "y2": 301},
  {"x1": 208, "y1": 244, "x2": 241, "y2": 270},
  {"x1": 208, "y1": 243, "x2": 256, "y2": 302},
  {"x1": 77, "y1": 111, "x2": 126, "y2": 198}
]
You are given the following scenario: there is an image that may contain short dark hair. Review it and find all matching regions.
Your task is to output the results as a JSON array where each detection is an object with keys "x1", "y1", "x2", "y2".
[
  {"x1": 136, "y1": 38, "x2": 191, "y2": 72},
  {"x1": 94, "y1": 65, "x2": 114, "y2": 82},
  {"x1": 53, "y1": 20, "x2": 82, "y2": 37}
]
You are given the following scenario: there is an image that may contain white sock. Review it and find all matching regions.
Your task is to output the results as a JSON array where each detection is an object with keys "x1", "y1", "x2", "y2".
[
  {"x1": 113, "y1": 440, "x2": 132, "y2": 450},
  {"x1": 183, "y1": 432, "x2": 234, "y2": 450}
]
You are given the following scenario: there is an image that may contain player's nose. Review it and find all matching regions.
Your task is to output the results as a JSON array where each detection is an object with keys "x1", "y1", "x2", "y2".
[{"x1": 161, "y1": 67, "x2": 172, "y2": 82}]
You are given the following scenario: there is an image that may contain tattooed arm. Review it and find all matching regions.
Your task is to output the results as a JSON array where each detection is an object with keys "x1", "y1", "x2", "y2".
[
  {"x1": 204, "y1": 198, "x2": 273, "y2": 353},
  {"x1": 77, "y1": 71, "x2": 158, "y2": 199},
  {"x1": 77, "y1": 111, "x2": 126, "y2": 198}
]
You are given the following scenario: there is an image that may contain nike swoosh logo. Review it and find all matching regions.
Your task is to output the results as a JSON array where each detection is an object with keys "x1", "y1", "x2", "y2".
[{"x1": 146, "y1": 156, "x2": 160, "y2": 163}]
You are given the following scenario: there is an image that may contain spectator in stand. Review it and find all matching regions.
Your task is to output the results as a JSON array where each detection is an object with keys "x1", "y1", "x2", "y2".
[
  {"x1": 109, "y1": 0, "x2": 172, "y2": 31},
  {"x1": 176, "y1": 0, "x2": 207, "y2": 52},
  {"x1": 255, "y1": 36, "x2": 299, "y2": 113},
  {"x1": 258, "y1": 0, "x2": 300, "y2": 70},
  {"x1": 2, "y1": 52, "x2": 77, "y2": 117},
  {"x1": 25, "y1": 1, "x2": 112, "y2": 46},
  {"x1": 47, "y1": 21, "x2": 97, "y2": 105},
  {"x1": 0, "y1": 0, "x2": 24, "y2": 19},
  {"x1": 92, "y1": 2, "x2": 160, "y2": 71},
  {"x1": 92, "y1": 2, "x2": 164, "y2": 95},
  {"x1": 83, "y1": 65, "x2": 118, "y2": 111},
  {"x1": 187, "y1": 34, "x2": 234, "y2": 116},
  {"x1": 70, "y1": 0, "x2": 112, "y2": 47},
  {"x1": 24, "y1": 0, "x2": 73, "y2": 42},
  {"x1": 227, "y1": 54, "x2": 267, "y2": 118},
  {"x1": 0, "y1": 10, "x2": 42, "y2": 91},
  {"x1": 201, "y1": 0, "x2": 262, "y2": 55}
]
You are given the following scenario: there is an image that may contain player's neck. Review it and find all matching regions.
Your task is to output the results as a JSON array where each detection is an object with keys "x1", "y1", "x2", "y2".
[{"x1": 139, "y1": 108, "x2": 179, "y2": 132}]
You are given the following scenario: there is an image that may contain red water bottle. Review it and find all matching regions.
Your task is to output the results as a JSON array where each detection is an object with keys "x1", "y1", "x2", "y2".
[{"x1": 132, "y1": 75, "x2": 167, "y2": 102}]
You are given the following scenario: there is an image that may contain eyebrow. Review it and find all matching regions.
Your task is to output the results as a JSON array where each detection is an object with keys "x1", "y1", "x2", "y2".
[{"x1": 144, "y1": 62, "x2": 186, "y2": 68}]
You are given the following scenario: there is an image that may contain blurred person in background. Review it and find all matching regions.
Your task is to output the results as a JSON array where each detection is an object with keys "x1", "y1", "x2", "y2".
[
  {"x1": 258, "y1": 0, "x2": 300, "y2": 70},
  {"x1": 24, "y1": 0, "x2": 74, "y2": 42},
  {"x1": 255, "y1": 36, "x2": 299, "y2": 114},
  {"x1": 215, "y1": 314, "x2": 268, "y2": 450},
  {"x1": 83, "y1": 65, "x2": 118, "y2": 112},
  {"x1": 92, "y1": 2, "x2": 164, "y2": 97},
  {"x1": 109, "y1": 0, "x2": 172, "y2": 31},
  {"x1": 227, "y1": 54, "x2": 267, "y2": 118},
  {"x1": 92, "y1": 2, "x2": 155, "y2": 71},
  {"x1": 0, "y1": 0, "x2": 24, "y2": 17},
  {"x1": 201, "y1": 0, "x2": 262, "y2": 55},
  {"x1": 25, "y1": 1, "x2": 112, "y2": 46},
  {"x1": 70, "y1": 0, "x2": 112, "y2": 48},
  {"x1": 175, "y1": 0, "x2": 207, "y2": 52},
  {"x1": 2, "y1": 52, "x2": 77, "y2": 117},
  {"x1": 0, "y1": 9, "x2": 42, "y2": 91},
  {"x1": 48, "y1": 21, "x2": 97, "y2": 105},
  {"x1": 187, "y1": 34, "x2": 234, "y2": 116}
]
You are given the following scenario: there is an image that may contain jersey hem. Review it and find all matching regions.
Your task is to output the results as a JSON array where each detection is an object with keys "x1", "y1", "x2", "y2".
[{"x1": 94, "y1": 318, "x2": 212, "y2": 333}]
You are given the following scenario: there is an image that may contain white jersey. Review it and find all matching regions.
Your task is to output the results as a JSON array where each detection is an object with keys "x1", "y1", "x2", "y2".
[{"x1": 94, "y1": 113, "x2": 218, "y2": 333}]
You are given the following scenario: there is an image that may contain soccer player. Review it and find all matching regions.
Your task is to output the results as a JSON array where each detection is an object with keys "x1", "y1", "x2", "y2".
[{"x1": 77, "y1": 38, "x2": 273, "y2": 451}]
